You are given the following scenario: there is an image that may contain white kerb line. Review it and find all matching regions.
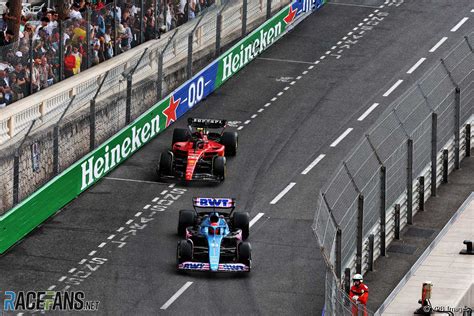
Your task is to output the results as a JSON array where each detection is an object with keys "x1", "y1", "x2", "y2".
[
  {"x1": 270, "y1": 182, "x2": 296, "y2": 204},
  {"x1": 383, "y1": 80, "x2": 403, "y2": 97},
  {"x1": 406, "y1": 58, "x2": 426, "y2": 74},
  {"x1": 357, "y1": 103, "x2": 379, "y2": 121},
  {"x1": 429, "y1": 37, "x2": 448, "y2": 52},
  {"x1": 330, "y1": 128, "x2": 353, "y2": 147},
  {"x1": 301, "y1": 154, "x2": 326, "y2": 175},
  {"x1": 450, "y1": 17, "x2": 468, "y2": 32},
  {"x1": 160, "y1": 282, "x2": 193, "y2": 310},
  {"x1": 249, "y1": 213, "x2": 265, "y2": 227}
]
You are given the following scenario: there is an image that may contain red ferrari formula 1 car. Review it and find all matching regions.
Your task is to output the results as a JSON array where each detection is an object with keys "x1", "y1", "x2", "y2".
[{"x1": 157, "y1": 118, "x2": 238, "y2": 182}]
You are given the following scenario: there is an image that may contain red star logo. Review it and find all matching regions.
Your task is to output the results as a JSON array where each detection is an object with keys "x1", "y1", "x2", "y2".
[
  {"x1": 284, "y1": 6, "x2": 296, "y2": 24},
  {"x1": 163, "y1": 95, "x2": 181, "y2": 127}
]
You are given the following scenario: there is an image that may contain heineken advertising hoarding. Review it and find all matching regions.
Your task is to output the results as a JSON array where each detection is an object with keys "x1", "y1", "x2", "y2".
[{"x1": 0, "y1": 0, "x2": 325, "y2": 253}]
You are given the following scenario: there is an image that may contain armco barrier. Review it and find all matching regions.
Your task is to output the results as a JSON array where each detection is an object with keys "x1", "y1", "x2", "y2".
[{"x1": 0, "y1": 1, "x2": 325, "y2": 254}]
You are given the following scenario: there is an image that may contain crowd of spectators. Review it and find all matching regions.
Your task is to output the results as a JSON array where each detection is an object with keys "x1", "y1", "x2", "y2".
[{"x1": 0, "y1": 0, "x2": 214, "y2": 107}]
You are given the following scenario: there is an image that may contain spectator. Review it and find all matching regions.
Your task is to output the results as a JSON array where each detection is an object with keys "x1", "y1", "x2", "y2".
[
  {"x1": 72, "y1": 45, "x2": 82, "y2": 74},
  {"x1": 64, "y1": 46, "x2": 76, "y2": 78},
  {"x1": 0, "y1": 68, "x2": 12, "y2": 107},
  {"x1": 0, "y1": 29, "x2": 14, "y2": 46}
]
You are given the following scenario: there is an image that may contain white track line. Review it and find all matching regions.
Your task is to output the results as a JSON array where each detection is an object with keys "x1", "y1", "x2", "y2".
[
  {"x1": 357, "y1": 103, "x2": 380, "y2": 121},
  {"x1": 383, "y1": 80, "x2": 403, "y2": 97},
  {"x1": 406, "y1": 58, "x2": 426, "y2": 74},
  {"x1": 251, "y1": 114, "x2": 258, "y2": 119},
  {"x1": 429, "y1": 37, "x2": 448, "y2": 52},
  {"x1": 301, "y1": 154, "x2": 326, "y2": 175},
  {"x1": 244, "y1": 120, "x2": 251, "y2": 124},
  {"x1": 258, "y1": 108, "x2": 264, "y2": 112},
  {"x1": 249, "y1": 213, "x2": 265, "y2": 227},
  {"x1": 104, "y1": 177, "x2": 161, "y2": 185},
  {"x1": 270, "y1": 182, "x2": 296, "y2": 205},
  {"x1": 330, "y1": 128, "x2": 353, "y2": 147},
  {"x1": 98, "y1": 242, "x2": 106, "y2": 248},
  {"x1": 450, "y1": 17, "x2": 468, "y2": 32},
  {"x1": 160, "y1": 282, "x2": 193, "y2": 310},
  {"x1": 237, "y1": 126, "x2": 244, "y2": 130}
]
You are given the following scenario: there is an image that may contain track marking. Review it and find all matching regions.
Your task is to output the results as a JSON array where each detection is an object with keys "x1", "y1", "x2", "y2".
[
  {"x1": 308, "y1": 65, "x2": 314, "y2": 70},
  {"x1": 277, "y1": 92, "x2": 283, "y2": 96},
  {"x1": 152, "y1": 197, "x2": 159, "y2": 202},
  {"x1": 244, "y1": 120, "x2": 251, "y2": 124},
  {"x1": 284, "y1": 86, "x2": 290, "y2": 91},
  {"x1": 270, "y1": 182, "x2": 296, "y2": 205},
  {"x1": 126, "y1": 219, "x2": 133, "y2": 225},
  {"x1": 237, "y1": 126, "x2": 244, "y2": 130},
  {"x1": 160, "y1": 282, "x2": 194, "y2": 310},
  {"x1": 48, "y1": 285, "x2": 56, "y2": 290},
  {"x1": 98, "y1": 242, "x2": 106, "y2": 248},
  {"x1": 251, "y1": 114, "x2": 258, "y2": 119},
  {"x1": 107, "y1": 234, "x2": 115, "y2": 240},
  {"x1": 429, "y1": 37, "x2": 448, "y2": 52},
  {"x1": 290, "y1": 81, "x2": 296, "y2": 85},
  {"x1": 327, "y1": 2, "x2": 379, "y2": 8},
  {"x1": 258, "y1": 108, "x2": 264, "y2": 112},
  {"x1": 256, "y1": 57, "x2": 318, "y2": 65},
  {"x1": 79, "y1": 259, "x2": 86, "y2": 264},
  {"x1": 406, "y1": 58, "x2": 426, "y2": 74},
  {"x1": 249, "y1": 213, "x2": 265, "y2": 227},
  {"x1": 117, "y1": 227, "x2": 124, "y2": 232},
  {"x1": 320, "y1": 56, "x2": 326, "y2": 60},
  {"x1": 168, "y1": 183, "x2": 176, "y2": 188},
  {"x1": 325, "y1": 51, "x2": 331, "y2": 55},
  {"x1": 68, "y1": 268, "x2": 77, "y2": 273},
  {"x1": 58, "y1": 276, "x2": 66, "y2": 282},
  {"x1": 330, "y1": 128, "x2": 353, "y2": 147},
  {"x1": 302, "y1": 71, "x2": 308, "y2": 75},
  {"x1": 104, "y1": 177, "x2": 161, "y2": 185},
  {"x1": 450, "y1": 17, "x2": 468, "y2": 32},
  {"x1": 88, "y1": 250, "x2": 97, "y2": 256},
  {"x1": 271, "y1": 97, "x2": 277, "y2": 101},
  {"x1": 143, "y1": 204, "x2": 151, "y2": 209},
  {"x1": 264, "y1": 102, "x2": 271, "y2": 107},
  {"x1": 357, "y1": 103, "x2": 380, "y2": 121},
  {"x1": 383, "y1": 79, "x2": 403, "y2": 97},
  {"x1": 301, "y1": 154, "x2": 326, "y2": 175},
  {"x1": 296, "y1": 76, "x2": 302, "y2": 80}
]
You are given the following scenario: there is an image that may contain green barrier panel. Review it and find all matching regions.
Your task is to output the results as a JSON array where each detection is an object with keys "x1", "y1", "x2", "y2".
[{"x1": 0, "y1": 2, "x2": 325, "y2": 253}]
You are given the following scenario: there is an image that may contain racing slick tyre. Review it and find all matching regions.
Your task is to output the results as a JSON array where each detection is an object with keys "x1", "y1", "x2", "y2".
[
  {"x1": 221, "y1": 132, "x2": 238, "y2": 156},
  {"x1": 212, "y1": 156, "x2": 226, "y2": 180},
  {"x1": 177, "y1": 240, "x2": 193, "y2": 264},
  {"x1": 159, "y1": 152, "x2": 174, "y2": 176},
  {"x1": 237, "y1": 242, "x2": 252, "y2": 267},
  {"x1": 172, "y1": 128, "x2": 191, "y2": 145},
  {"x1": 233, "y1": 212, "x2": 250, "y2": 240},
  {"x1": 178, "y1": 210, "x2": 196, "y2": 237}
]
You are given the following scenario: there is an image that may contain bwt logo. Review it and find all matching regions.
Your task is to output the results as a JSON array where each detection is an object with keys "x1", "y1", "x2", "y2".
[
  {"x1": 197, "y1": 198, "x2": 232, "y2": 207},
  {"x1": 183, "y1": 263, "x2": 205, "y2": 270},
  {"x1": 221, "y1": 264, "x2": 245, "y2": 271}
]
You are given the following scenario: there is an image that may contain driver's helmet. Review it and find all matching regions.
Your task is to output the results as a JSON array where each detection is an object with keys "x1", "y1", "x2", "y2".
[
  {"x1": 195, "y1": 127, "x2": 206, "y2": 136},
  {"x1": 210, "y1": 213, "x2": 219, "y2": 226}
]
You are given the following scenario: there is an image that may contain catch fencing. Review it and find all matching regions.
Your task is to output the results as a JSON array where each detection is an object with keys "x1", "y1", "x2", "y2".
[{"x1": 314, "y1": 33, "x2": 474, "y2": 315}]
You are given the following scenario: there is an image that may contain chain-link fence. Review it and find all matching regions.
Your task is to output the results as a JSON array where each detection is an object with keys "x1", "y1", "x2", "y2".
[
  {"x1": 313, "y1": 33, "x2": 474, "y2": 315},
  {"x1": 0, "y1": 0, "x2": 293, "y2": 212}
]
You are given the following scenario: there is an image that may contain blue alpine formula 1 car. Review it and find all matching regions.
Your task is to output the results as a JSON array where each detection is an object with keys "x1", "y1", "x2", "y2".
[{"x1": 176, "y1": 197, "x2": 251, "y2": 272}]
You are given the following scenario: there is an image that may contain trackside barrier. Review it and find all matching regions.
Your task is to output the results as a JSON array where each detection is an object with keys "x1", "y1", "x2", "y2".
[{"x1": 0, "y1": 1, "x2": 326, "y2": 254}]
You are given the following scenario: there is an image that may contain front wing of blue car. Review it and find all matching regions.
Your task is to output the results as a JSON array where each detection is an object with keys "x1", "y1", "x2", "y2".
[{"x1": 178, "y1": 262, "x2": 250, "y2": 272}]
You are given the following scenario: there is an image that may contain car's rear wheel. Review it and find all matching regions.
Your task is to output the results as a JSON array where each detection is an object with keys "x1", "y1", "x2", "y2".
[
  {"x1": 221, "y1": 132, "x2": 238, "y2": 156},
  {"x1": 212, "y1": 156, "x2": 226, "y2": 180},
  {"x1": 177, "y1": 240, "x2": 193, "y2": 264},
  {"x1": 173, "y1": 128, "x2": 191, "y2": 146},
  {"x1": 159, "y1": 152, "x2": 173, "y2": 176},
  {"x1": 178, "y1": 210, "x2": 196, "y2": 237},
  {"x1": 237, "y1": 241, "x2": 251, "y2": 268},
  {"x1": 233, "y1": 212, "x2": 250, "y2": 240}
]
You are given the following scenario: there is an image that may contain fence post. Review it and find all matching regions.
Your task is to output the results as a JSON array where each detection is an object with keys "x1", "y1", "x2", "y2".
[
  {"x1": 266, "y1": 0, "x2": 272, "y2": 19},
  {"x1": 126, "y1": 75, "x2": 132, "y2": 124},
  {"x1": 395, "y1": 204, "x2": 400, "y2": 240},
  {"x1": 215, "y1": 13, "x2": 222, "y2": 57},
  {"x1": 380, "y1": 165, "x2": 386, "y2": 256},
  {"x1": 86, "y1": 9, "x2": 91, "y2": 69},
  {"x1": 431, "y1": 113, "x2": 438, "y2": 196},
  {"x1": 89, "y1": 72, "x2": 109, "y2": 151},
  {"x1": 356, "y1": 194, "x2": 364, "y2": 274},
  {"x1": 187, "y1": 32, "x2": 193, "y2": 79},
  {"x1": 53, "y1": 97, "x2": 76, "y2": 175},
  {"x1": 13, "y1": 153, "x2": 19, "y2": 206},
  {"x1": 443, "y1": 149, "x2": 449, "y2": 183},
  {"x1": 407, "y1": 139, "x2": 413, "y2": 225},
  {"x1": 335, "y1": 228, "x2": 342, "y2": 278},
  {"x1": 419, "y1": 176, "x2": 425, "y2": 212},
  {"x1": 467, "y1": 124, "x2": 471, "y2": 157},
  {"x1": 157, "y1": 52, "x2": 163, "y2": 99},
  {"x1": 113, "y1": 0, "x2": 119, "y2": 55},
  {"x1": 368, "y1": 234, "x2": 374, "y2": 272},
  {"x1": 140, "y1": 0, "x2": 145, "y2": 44},
  {"x1": 344, "y1": 268, "x2": 351, "y2": 294},
  {"x1": 59, "y1": 20, "x2": 64, "y2": 81},
  {"x1": 29, "y1": 37, "x2": 34, "y2": 95},
  {"x1": 454, "y1": 87, "x2": 461, "y2": 169},
  {"x1": 242, "y1": 0, "x2": 248, "y2": 37}
]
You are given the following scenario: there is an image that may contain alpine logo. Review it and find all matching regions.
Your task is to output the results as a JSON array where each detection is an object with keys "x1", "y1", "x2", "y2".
[{"x1": 194, "y1": 198, "x2": 234, "y2": 208}]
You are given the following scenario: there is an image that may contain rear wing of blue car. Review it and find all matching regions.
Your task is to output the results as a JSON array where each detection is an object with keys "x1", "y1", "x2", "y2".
[{"x1": 193, "y1": 197, "x2": 235, "y2": 209}]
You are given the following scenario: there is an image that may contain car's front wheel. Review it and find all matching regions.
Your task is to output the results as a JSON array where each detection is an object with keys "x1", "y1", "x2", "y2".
[
  {"x1": 233, "y1": 212, "x2": 250, "y2": 240},
  {"x1": 237, "y1": 241, "x2": 252, "y2": 268},
  {"x1": 177, "y1": 240, "x2": 193, "y2": 264},
  {"x1": 212, "y1": 156, "x2": 226, "y2": 181},
  {"x1": 159, "y1": 152, "x2": 174, "y2": 177}
]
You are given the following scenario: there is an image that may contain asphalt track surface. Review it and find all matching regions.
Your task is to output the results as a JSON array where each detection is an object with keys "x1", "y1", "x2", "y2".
[{"x1": 1, "y1": 1, "x2": 473, "y2": 315}]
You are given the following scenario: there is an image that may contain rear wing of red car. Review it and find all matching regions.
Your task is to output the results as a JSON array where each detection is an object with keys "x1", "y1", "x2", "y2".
[{"x1": 188, "y1": 118, "x2": 227, "y2": 129}]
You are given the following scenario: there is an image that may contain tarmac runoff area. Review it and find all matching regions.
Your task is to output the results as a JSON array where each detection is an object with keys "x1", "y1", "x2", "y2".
[{"x1": 382, "y1": 193, "x2": 474, "y2": 315}]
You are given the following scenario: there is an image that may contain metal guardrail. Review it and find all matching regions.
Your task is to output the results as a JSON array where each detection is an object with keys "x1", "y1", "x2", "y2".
[
  {"x1": 0, "y1": 0, "x2": 289, "y2": 146},
  {"x1": 314, "y1": 33, "x2": 474, "y2": 315}
]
